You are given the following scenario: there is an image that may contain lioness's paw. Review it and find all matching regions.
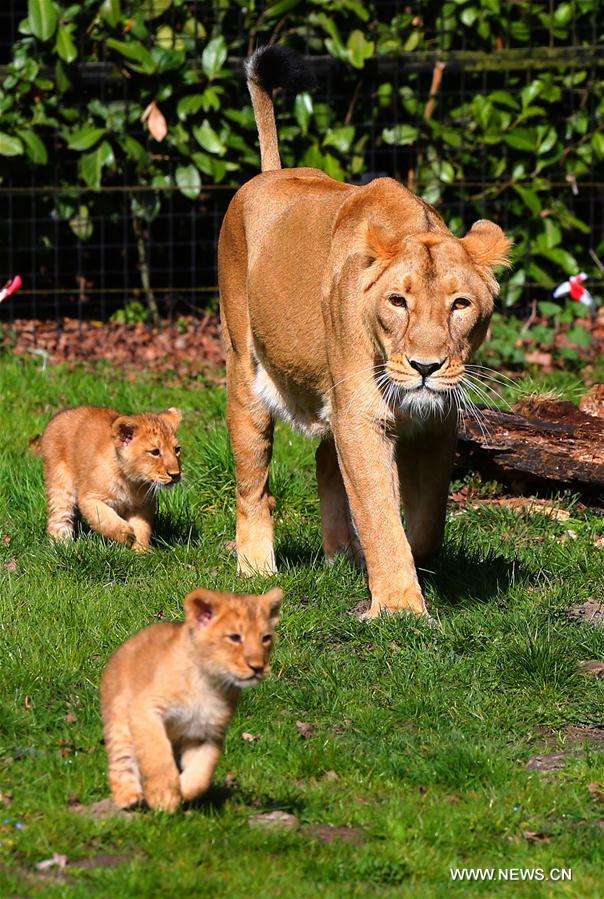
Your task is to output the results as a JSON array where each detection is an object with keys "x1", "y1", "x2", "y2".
[{"x1": 111, "y1": 784, "x2": 144, "y2": 809}]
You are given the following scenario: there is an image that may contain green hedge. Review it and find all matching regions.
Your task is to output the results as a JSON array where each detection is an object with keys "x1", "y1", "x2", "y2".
[{"x1": 1, "y1": 0, "x2": 603, "y2": 311}]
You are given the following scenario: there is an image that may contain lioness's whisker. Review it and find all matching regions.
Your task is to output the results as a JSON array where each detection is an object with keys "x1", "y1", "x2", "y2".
[{"x1": 465, "y1": 364, "x2": 517, "y2": 387}]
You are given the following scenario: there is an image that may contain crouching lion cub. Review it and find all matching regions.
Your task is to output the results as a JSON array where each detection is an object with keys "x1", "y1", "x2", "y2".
[{"x1": 219, "y1": 46, "x2": 511, "y2": 619}]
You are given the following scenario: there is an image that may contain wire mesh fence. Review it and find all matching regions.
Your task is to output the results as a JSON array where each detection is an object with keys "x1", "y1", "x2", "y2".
[{"x1": 1, "y1": 1, "x2": 602, "y2": 322}]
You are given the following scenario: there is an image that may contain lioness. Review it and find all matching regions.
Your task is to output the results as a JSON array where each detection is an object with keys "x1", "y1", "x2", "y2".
[{"x1": 219, "y1": 46, "x2": 511, "y2": 618}]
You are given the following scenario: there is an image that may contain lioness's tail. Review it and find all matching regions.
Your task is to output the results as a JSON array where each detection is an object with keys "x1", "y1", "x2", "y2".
[{"x1": 245, "y1": 46, "x2": 316, "y2": 172}]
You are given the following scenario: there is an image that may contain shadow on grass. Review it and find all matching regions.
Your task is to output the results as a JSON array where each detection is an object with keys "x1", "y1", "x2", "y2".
[{"x1": 423, "y1": 541, "x2": 532, "y2": 609}]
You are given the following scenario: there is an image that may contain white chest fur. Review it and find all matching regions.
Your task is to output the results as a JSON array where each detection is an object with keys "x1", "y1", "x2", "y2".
[{"x1": 163, "y1": 684, "x2": 231, "y2": 745}]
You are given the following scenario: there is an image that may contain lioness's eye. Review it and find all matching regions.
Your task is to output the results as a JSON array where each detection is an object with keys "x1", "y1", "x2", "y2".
[
  {"x1": 227, "y1": 633, "x2": 242, "y2": 643},
  {"x1": 389, "y1": 294, "x2": 408, "y2": 309},
  {"x1": 174, "y1": 446, "x2": 181, "y2": 455},
  {"x1": 262, "y1": 634, "x2": 272, "y2": 644},
  {"x1": 452, "y1": 297, "x2": 471, "y2": 311},
  {"x1": 148, "y1": 448, "x2": 161, "y2": 457}
]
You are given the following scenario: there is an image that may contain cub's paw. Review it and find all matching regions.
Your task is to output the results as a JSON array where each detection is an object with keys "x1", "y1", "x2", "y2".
[
  {"x1": 111, "y1": 784, "x2": 144, "y2": 810},
  {"x1": 132, "y1": 541, "x2": 150, "y2": 554},
  {"x1": 144, "y1": 777, "x2": 182, "y2": 813}
]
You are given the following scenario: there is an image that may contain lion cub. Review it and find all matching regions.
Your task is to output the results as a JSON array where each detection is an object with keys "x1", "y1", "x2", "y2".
[
  {"x1": 38, "y1": 405, "x2": 182, "y2": 551},
  {"x1": 101, "y1": 586, "x2": 282, "y2": 812}
]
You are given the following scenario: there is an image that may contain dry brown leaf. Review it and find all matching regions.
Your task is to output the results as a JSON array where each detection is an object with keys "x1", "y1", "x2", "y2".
[
  {"x1": 588, "y1": 782, "x2": 604, "y2": 802},
  {"x1": 141, "y1": 101, "x2": 167, "y2": 141},
  {"x1": 579, "y1": 660, "x2": 604, "y2": 678},
  {"x1": 36, "y1": 854, "x2": 69, "y2": 872},
  {"x1": 295, "y1": 720, "x2": 316, "y2": 739},
  {"x1": 241, "y1": 732, "x2": 258, "y2": 742},
  {"x1": 322, "y1": 770, "x2": 339, "y2": 782},
  {"x1": 522, "y1": 830, "x2": 551, "y2": 844},
  {"x1": 5, "y1": 558, "x2": 17, "y2": 572}
]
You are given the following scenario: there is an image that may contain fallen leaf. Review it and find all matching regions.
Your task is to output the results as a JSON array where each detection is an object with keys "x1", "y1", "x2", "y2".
[
  {"x1": 446, "y1": 795, "x2": 461, "y2": 804},
  {"x1": 566, "y1": 600, "x2": 604, "y2": 629},
  {"x1": 295, "y1": 721, "x2": 315, "y2": 739},
  {"x1": 241, "y1": 732, "x2": 258, "y2": 742},
  {"x1": 248, "y1": 810, "x2": 299, "y2": 830},
  {"x1": 24, "y1": 696, "x2": 32, "y2": 710},
  {"x1": 579, "y1": 660, "x2": 604, "y2": 678},
  {"x1": 224, "y1": 772, "x2": 237, "y2": 788},
  {"x1": 65, "y1": 712, "x2": 77, "y2": 724},
  {"x1": 141, "y1": 101, "x2": 168, "y2": 141},
  {"x1": 0, "y1": 792, "x2": 12, "y2": 807},
  {"x1": 522, "y1": 830, "x2": 551, "y2": 844},
  {"x1": 579, "y1": 384, "x2": 604, "y2": 419},
  {"x1": 588, "y1": 782, "x2": 604, "y2": 802},
  {"x1": 36, "y1": 854, "x2": 68, "y2": 871},
  {"x1": 347, "y1": 598, "x2": 371, "y2": 618},
  {"x1": 322, "y1": 770, "x2": 339, "y2": 782},
  {"x1": 5, "y1": 558, "x2": 17, "y2": 572},
  {"x1": 2, "y1": 535, "x2": 11, "y2": 545}
]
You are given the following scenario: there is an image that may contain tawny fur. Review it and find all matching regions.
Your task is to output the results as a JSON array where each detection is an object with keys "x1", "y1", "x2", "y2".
[
  {"x1": 219, "y1": 47, "x2": 512, "y2": 618},
  {"x1": 101, "y1": 586, "x2": 282, "y2": 812},
  {"x1": 38, "y1": 405, "x2": 182, "y2": 551}
]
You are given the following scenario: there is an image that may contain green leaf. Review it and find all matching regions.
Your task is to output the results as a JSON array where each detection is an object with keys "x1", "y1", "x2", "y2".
[
  {"x1": 265, "y1": 0, "x2": 302, "y2": 15},
  {"x1": 323, "y1": 125, "x2": 355, "y2": 153},
  {"x1": 346, "y1": 29, "x2": 374, "y2": 69},
  {"x1": 538, "y1": 301, "x2": 561, "y2": 318},
  {"x1": 202, "y1": 36, "x2": 227, "y2": 81},
  {"x1": 16, "y1": 129, "x2": 48, "y2": 164},
  {"x1": 105, "y1": 38, "x2": 156, "y2": 74},
  {"x1": 28, "y1": 0, "x2": 58, "y2": 41},
  {"x1": 119, "y1": 135, "x2": 148, "y2": 165},
  {"x1": 67, "y1": 126, "x2": 106, "y2": 151},
  {"x1": 382, "y1": 124, "x2": 418, "y2": 146},
  {"x1": 55, "y1": 59, "x2": 71, "y2": 92},
  {"x1": 0, "y1": 133, "x2": 24, "y2": 156},
  {"x1": 140, "y1": 0, "x2": 172, "y2": 19},
  {"x1": 294, "y1": 93, "x2": 313, "y2": 135},
  {"x1": 504, "y1": 129, "x2": 536, "y2": 152},
  {"x1": 55, "y1": 24, "x2": 78, "y2": 64},
  {"x1": 100, "y1": 0, "x2": 121, "y2": 28},
  {"x1": 566, "y1": 326, "x2": 591, "y2": 347},
  {"x1": 175, "y1": 164, "x2": 201, "y2": 200},
  {"x1": 512, "y1": 185, "x2": 542, "y2": 215},
  {"x1": 193, "y1": 120, "x2": 226, "y2": 155},
  {"x1": 69, "y1": 204, "x2": 93, "y2": 240},
  {"x1": 177, "y1": 94, "x2": 206, "y2": 121},
  {"x1": 79, "y1": 140, "x2": 115, "y2": 189},
  {"x1": 537, "y1": 246, "x2": 578, "y2": 275}
]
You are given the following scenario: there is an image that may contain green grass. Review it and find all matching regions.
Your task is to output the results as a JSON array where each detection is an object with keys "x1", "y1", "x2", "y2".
[{"x1": 1, "y1": 356, "x2": 603, "y2": 897}]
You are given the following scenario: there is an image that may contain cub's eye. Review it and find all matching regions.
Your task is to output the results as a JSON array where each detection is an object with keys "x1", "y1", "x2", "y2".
[
  {"x1": 148, "y1": 448, "x2": 161, "y2": 457},
  {"x1": 262, "y1": 634, "x2": 272, "y2": 645},
  {"x1": 174, "y1": 446, "x2": 181, "y2": 455},
  {"x1": 227, "y1": 633, "x2": 242, "y2": 644},
  {"x1": 452, "y1": 297, "x2": 471, "y2": 311},
  {"x1": 389, "y1": 294, "x2": 408, "y2": 309}
]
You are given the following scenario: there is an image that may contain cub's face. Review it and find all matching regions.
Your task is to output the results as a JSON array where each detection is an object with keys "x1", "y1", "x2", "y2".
[
  {"x1": 184, "y1": 588, "x2": 283, "y2": 688},
  {"x1": 112, "y1": 408, "x2": 182, "y2": 487},
  {"x1": 361, "y1": 221, "x2": 511, "y2": 417}
]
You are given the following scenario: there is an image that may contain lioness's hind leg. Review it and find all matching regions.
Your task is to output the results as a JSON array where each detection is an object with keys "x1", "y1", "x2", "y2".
[
  {"x1": 316, "y1": 439, "x2": 364, "y2": 567},
  {"x1": 226, "y1": 356, "x2": 276, "y2": 576}
]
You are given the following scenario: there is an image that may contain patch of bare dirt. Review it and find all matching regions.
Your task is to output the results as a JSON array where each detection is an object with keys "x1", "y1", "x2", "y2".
[
  {"x1": 527, "y1": 724, "x2": 604, "y2": 771},
  {"x1": 69, "y1": 798, "x2": 133, "y2": 819},
  {"x1": 304, "y1": 824, "x2": 365, "y2": 845}
]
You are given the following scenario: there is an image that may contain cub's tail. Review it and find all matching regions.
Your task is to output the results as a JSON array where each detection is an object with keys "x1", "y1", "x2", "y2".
[{"x1": 245, "y1": 45, "x2": 316, "y2": 173}]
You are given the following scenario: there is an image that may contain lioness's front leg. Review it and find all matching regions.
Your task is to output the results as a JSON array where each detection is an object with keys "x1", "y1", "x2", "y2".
[
  {"x1": 226, "y1": 355, "x2": 276, "y2": 576},
  {"x1": 332, "y1": 415, "x2": 426, "y2": 618}
]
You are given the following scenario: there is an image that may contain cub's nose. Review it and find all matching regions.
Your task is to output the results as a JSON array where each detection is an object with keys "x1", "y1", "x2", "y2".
[
  {"x1": 248, "y1": 663, "x2": 265, "y2": 676},
  {"x1": 407, "y1": 358, "x2": 445, "y2": 380},
  {"x1": 168, "y1": 471, "x2": 181, "y2": 482}
]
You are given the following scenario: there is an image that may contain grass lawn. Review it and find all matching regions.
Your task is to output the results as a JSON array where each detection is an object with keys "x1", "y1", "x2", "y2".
[{"x1": 1, "y1": 355, "x2": 603, "y2": 897}]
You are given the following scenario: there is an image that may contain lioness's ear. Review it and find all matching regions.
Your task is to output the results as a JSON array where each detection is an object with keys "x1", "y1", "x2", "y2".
[
  {"x1": 260, "y1": 587, "x2": 283, "y2": 624},
  {"x1": 364, "y1": 219, "x2": 401, "y2": 265},
  {"x1": 112, "y1": 416, "x2": 137, "y2": 446},
  {"x1": 461, "y1": 220, "x2": 512, "y2": 269},
  {"x1": 184, "y1": 588, "x2": 224, "y2": 627},
  {"x1": 160, "y1": 407, "x2": 182, "y2": 430}
]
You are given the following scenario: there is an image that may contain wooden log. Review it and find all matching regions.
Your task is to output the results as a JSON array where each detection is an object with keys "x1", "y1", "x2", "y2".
[{"x1": 455, "y1": 397, "x2": 604, "y2": 505}]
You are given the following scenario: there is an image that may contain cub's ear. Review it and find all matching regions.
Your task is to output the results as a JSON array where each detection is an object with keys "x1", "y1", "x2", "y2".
[
  {"x1": 363, "y1": 219, "x2": 401, "y2": 266},
  {"x1": 111, "y1": 416, "x2": 138, "y2": 446},
  {"x1": 461, "y1": 220, "x2": 512, "y2": 269},
  {"x1": 260, "y1": 587, "x2": 283, "y2": 624},
  {"x1": 184, "y1": 588, "x2": 224, "y2": 628},
  {"x1": 160, "y1": 407, "x2": 182, "y2": 430}
]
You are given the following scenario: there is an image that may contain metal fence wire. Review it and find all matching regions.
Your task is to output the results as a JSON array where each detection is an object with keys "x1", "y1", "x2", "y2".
[{"x1": 0, "y1": 1, "x2": 602, "y2": 322}]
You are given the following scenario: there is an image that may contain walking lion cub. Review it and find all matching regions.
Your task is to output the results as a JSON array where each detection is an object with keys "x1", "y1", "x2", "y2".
[
  {"x1": 101, "y1": 586, "x2": 282, "y2": 812},
  {"x1": 37, "y1": 405, "x2": 182, "y2": 551}
]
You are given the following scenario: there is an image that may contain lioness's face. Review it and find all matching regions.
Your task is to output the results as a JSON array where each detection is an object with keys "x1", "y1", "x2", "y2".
[{"x1": 363, "y1": 222, "x2": 510, "y2": 416}]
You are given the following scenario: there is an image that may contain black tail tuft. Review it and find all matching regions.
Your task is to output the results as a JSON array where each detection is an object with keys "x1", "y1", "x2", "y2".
[{"x1": 245, "y1": 45, "x2": 316, "y2": 94}]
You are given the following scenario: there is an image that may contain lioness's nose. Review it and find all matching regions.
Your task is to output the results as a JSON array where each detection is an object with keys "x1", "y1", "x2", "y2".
[
  {"x1": 407, "y1": 358, "x2": 445, "y2": 379},
  {"x1": 168, "y1": 471, "x2": 180, "y2": 482}
]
